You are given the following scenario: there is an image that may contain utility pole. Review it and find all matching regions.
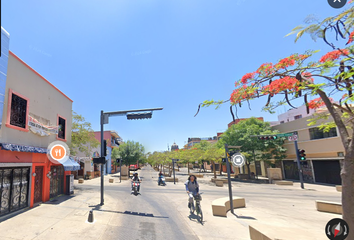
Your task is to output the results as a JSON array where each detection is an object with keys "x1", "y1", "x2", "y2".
[
  {"x1": 294, "y1": 140, "x2": 305, "y2": 189},
  {"x1": 100, "y1": 110, "x2": 104, "y2": 205},
  {"x1": 224, "y1": 144, "x2": 234, "y2": 214}
]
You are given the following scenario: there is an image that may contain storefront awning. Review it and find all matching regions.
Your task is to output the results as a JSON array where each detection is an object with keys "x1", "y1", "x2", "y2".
[{"x1": 61, "y1": 157, "x2": 81, "y2": 171}]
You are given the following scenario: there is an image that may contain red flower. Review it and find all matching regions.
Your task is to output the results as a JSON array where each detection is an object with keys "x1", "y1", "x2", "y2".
[
  {"x1": 319, "y1": 49, "x2": 349, "y2": 63},
  {"x1": 256, "y1": 63, "x2": 274, "y2": 75},
  {"x1": 347, "y1": 31, "x2": 354, "y2": 45},
  {"x1": 241, "y1": 72, "x2": 255, "y2": 84},
  {"x1": 275, "y1": 56, "x2": 296, "y2": 69},
  {"x1": 307, "y1": 97, "x2": 333, "y2": 109},
  {"x1": 263, "y1": 76, "x2": 299, "y2": 94}
]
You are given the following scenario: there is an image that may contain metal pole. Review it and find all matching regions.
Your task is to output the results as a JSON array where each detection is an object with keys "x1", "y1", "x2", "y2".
[
  {"x1": 294, "y1": 140, "x2": 304, "y2": 189},
  {"x1": 100, "y1": 110, "x2": 104, "y2": 205},
  {"x1": 119, "y1": 159, "x2": 121, "y2": 183},
  {"x1": 225, "y1": 144, "x2": 234, "y2": 214},
  {"x1": 173, "y1": 160, "x2": 176, "y2": 184}
]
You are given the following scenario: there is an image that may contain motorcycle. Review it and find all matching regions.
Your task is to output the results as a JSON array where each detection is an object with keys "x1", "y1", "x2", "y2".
[
  {"x1": 131, "y1": 181, "x2": 141, "y2": 196},
  {"x1": 158, "y1": 176, "x2": 166, "y2": 186}
]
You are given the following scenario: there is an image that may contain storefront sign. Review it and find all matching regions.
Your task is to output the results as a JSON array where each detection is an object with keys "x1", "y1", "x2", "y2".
[{"x1": 28, "y1": 116, "x2": 59, "y2": 137}]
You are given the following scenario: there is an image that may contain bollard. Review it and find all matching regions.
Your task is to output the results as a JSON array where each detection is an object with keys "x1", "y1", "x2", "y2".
[{"x1": 88, "y1": 209, "x2": 94, "y2": 223}]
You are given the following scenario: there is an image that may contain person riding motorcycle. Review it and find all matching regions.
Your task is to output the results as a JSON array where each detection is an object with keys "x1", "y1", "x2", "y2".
[
  {"x1": 185, "y1": 175, "x2": 199, "y2": 211},
  {"x1": 131, "y1": 173, "x2": 141, "y2": 193},
  {"x1": 158, "y1": 171, "x2": 164, "y2": 185}
]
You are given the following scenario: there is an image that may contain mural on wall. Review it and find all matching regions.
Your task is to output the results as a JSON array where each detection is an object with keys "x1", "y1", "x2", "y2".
[{"x1": 0, "y1": 27, "x2": 10, "y2": 130}]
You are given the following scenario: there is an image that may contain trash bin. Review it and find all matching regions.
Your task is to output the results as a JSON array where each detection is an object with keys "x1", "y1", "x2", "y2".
[{"x1": 66, "y1": 174, "x2": 74, "y2": 195}]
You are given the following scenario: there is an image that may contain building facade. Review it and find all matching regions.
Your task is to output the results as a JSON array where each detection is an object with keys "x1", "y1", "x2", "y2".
[
  {"x1": 272, "y1": 107, "x2": 345, "y2": 185},
  {"x1": 0, "y1": 32, "x2": 74, "y2": 217}
]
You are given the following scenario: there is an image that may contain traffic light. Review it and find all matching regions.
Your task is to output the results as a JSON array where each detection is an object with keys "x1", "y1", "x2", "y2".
[
  {"x1": 298, "y1": 149, "x2": 306, "y2": 161},
  {"x1": 258, "y1": 135, "x2": 277, "y2": 140},
  {"x1": 127, "y1": 112, "x2": 152, "y2": 120},
  {"x1": 227, "y1": 151, "x2": 237, "y2": 158},
  {"x1": 103, "y1": 140, "x2": 107, "y2": 157}
]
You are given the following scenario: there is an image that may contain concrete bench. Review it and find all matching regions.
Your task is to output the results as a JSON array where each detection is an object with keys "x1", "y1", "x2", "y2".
[
  {"x1": 109, "y1": 179, "x2": 114, "y2": 183},
  {"x1": 336, "y1": 185, "x2": 342, "y2": 192},
  {"x1": 215, "y1": 180, "x2": 224, "y2": 187},
  {"x1": 274, "y1": 180, "x2": 293, "y2": 186},
  {"x1": 165, "y1": 177, "x2": 178, "y2": 182},
  {"x1": 212, "y1": 197, "x2": 246, "y2": 217},
  {"x1": 316, "y1": 200, "x2": 342, "y2": 214},
  {"x1": 78, "y1": 178, "x2": 84, "y2": 184},
  {"x1": 211, "y1": 178, "x2": 228, "y2": 183},
  {"x1": 189, "y1": 173, "x2": 204, "y2": 178}
]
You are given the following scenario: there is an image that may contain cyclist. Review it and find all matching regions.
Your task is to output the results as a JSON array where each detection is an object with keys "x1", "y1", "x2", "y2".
[
  {"x1": 131, "y1": 172, "x2": 141, "y2": 193},
  {"x1": 185, "y1": 175, "x2": 199, "y2": 212}
]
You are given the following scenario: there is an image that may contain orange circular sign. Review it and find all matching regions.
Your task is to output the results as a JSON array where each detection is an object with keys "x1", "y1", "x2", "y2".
[{"x1": 50, "y1": 144, "x2": 66, "y2": 161}]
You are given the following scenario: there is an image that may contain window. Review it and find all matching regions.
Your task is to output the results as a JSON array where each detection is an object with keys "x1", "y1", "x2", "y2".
[
  {"x1": 58, "y1": 116, "x2": 66, "y2": 140},
  {"x1": 309, "y1": 127, "x2": 337, "y2": 140},
  {"x1": 294, "y1": 115, "x2": 302, "y2": 120},
  {"x1": 280, "y1": 121, "x2": 285, "y2": 124},
  {"x1": 6, "y1": 89, "x2": 29, "y2": 131}
]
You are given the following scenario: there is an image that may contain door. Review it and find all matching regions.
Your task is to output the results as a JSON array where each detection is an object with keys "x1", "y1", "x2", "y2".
[
  {"x1": 50, "y1": 166, "x2": 64, "y2": 198},
  {"x1": 255, "y1": 161, "x2": 262, "y2": 176},
  {"x1": 33, "y1": 167, "x2": 43, "y2": 204},
  {"x1": 283, "y1": 161, "x2": 299, "y2": 180},
  {"x1": 0, "y1": 167, "x2": 30, "y2": 216},
  {"x1": 312, "y1": 160, "x2": 341, "y2": 185}
]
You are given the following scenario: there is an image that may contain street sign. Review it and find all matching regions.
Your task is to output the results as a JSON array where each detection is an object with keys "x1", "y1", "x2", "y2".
[
  {"x1": 172, "y1": 159, "x2": 180, "y2": 162},
  {"x1": 288, "y1": 135, "x2": 298, "y2": 141},
  {"x1": 222, "y1": 158, "x2": 228, "y2": 163},
  {"x1": 277, "y1": 132, "x2": 297, "y2": 137},
  {"x1": 93, "y1": 157, "x2": 106, "y2": 164},
  {"x1": 231, "y1": 153, "x2": 246, "y2": 167}
]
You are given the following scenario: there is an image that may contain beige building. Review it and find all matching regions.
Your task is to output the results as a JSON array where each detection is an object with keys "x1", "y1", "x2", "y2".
[
  {"x1": 0, "y1": 48, "x2": 74, "y2": 216},
  {"x1": 272, "y1": 107, "x2": 344, "y2": 185},
  {"x1": 1, "y1": 52, "x2": 72, "y2": 146}
]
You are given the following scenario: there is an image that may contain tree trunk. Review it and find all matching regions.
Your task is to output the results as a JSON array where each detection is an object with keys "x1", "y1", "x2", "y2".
[
  {"x1": 213, "y1": 161, "x2": 216, "y2": 179},
  {"x1": 342, "y1": 149, "x2": 354, "y2": 239},
  {"x1": 246, "y1": 162, "x2": 251, "y2": 179},
  {"x1": 219, "y1": 163, "x2": 222, "y2": 176},
  {"x1": 188, "y1": 163, "x2": 190, "y2": 174}
]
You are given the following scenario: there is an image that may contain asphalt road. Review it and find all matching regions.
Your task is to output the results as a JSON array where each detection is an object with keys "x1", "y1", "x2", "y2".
[{"x1": 75, "y1": 166, "x2": 199, "y2": 240}]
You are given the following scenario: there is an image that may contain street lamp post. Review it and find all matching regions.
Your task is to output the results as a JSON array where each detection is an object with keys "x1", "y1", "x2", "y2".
[{"x1": 99, "y1": 107, "x2": 163, "y2": 206}]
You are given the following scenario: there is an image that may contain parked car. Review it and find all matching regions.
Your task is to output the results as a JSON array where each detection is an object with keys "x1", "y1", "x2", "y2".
[{"x1": 129, "y1": 164, "x2": 138, "y2": 171}]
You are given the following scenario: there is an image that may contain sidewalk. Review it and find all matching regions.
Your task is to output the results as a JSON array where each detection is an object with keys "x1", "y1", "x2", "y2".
[
  {"x1": 0, "y1": 175, "x2": 127, "y2": 240},
  {"x1": 169, "y1": 167, "x2": 341, "y2": 240}
]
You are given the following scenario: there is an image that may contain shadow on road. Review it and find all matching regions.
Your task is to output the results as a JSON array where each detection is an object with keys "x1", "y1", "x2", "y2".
[
  {"x1": 188, "y1": 213, "x2": 204, "y2": 225},
  {"x1": 88, "y1": 205, "x2": 169, "y2": 219},
  {"x1": 231, "y1": 213, "x2": 256, "y2": 220}
]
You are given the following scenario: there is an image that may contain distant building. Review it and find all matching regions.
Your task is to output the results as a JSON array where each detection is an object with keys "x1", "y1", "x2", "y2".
[
  {"x1": 171, "y1": 142, "x2": 179, "y2": 151},
  {"x1": 228, "y1": 117, "x2": 264, "y2": 128},
  {"x1": 186, "y1": 136, "x2": 217, "y2": 149},
  {"x1": 270, "y1": 105, "x2": 316, "y2": 126}
]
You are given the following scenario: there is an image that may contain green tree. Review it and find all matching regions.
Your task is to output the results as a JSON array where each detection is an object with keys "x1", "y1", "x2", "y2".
[
  {"x1": 202, "y1": 145, "x2": 224, "y2": 178},
  {"x1": 69, "y1": 111, "x2": 100, "y2": 156},
  {"x1": 116, "y1": 140, "x2": 145, "y2": 167},
  {"x1": 217, "y1": 118, "x2": 286, "y2": 178},
  {"x1": 198, "y1": 4, "x2": 354, "y2": 233}
]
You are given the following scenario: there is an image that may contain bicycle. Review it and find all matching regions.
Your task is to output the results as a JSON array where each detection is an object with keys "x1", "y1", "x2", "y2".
[{"x1": 189, "y1": 192, "x2": 203, "y2": 223}]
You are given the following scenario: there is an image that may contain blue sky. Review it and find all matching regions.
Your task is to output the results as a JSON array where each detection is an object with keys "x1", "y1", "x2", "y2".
[{"x1": 2, "y1": 0, "x2": 349, "y2": 152}]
